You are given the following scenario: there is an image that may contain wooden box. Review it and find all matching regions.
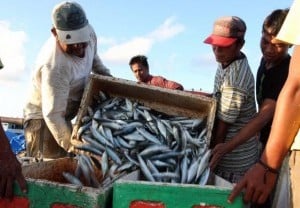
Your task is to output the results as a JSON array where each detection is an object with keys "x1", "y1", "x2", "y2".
[{"x1": 71, "y1": 74, "x2": 216, "y2": 145}]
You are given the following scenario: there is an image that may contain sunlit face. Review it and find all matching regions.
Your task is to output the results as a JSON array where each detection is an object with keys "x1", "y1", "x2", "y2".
[
  {"x1": 212, "y1": 41, "x2": 243, "y2": 67},
  {"x1": 131, "y1": 63, "x2": 149, "y2": 82},
  {"x1": 58, "y1": 41, "x2": 89, "y2": 58},
  {"x1": 52, "y1": 27, "x2": 89, "y2": 58},
  {"x1": 260, "y1": 31, "x2": 290, "y2": 66}
]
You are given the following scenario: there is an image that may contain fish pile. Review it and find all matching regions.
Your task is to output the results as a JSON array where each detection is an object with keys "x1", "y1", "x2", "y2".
[{"x1": 63, "y1": 91, "x2": 211, "y2": 188}]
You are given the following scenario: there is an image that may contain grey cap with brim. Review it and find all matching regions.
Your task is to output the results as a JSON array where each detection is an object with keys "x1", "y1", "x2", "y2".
[{"x1": 52, "y1": 1, "x2": 91, "y2": 44}]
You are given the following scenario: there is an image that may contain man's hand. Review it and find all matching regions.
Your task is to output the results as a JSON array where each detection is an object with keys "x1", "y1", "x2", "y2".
[
  {"x1": 0, "y1": 149, "x2": 27, "y2": 199},
  {"x1": 209, "y1": 143, "x2": 230, "y2": 170},
  {"x1": 228, "y1": 163, "x2": 277, "y2": 204}
]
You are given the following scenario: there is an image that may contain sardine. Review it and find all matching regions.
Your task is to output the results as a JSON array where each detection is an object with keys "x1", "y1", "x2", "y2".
[{"x1": 62, "y1": 172, "x2": 83, "y2": 187}]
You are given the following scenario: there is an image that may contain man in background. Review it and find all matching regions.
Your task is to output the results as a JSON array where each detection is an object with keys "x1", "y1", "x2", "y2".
[{"x1": 129, "y1": 55, "x2": 184, "y2": 90}]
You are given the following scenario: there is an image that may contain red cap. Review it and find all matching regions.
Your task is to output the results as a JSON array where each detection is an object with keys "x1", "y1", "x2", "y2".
[{"x1": 204, "y1": 16, "x2": 246, "y2": 47}]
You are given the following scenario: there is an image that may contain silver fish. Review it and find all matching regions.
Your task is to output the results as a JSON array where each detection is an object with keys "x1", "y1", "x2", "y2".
[
  {"x1": 113, "y1": 122, "x2": 143, "y2": 136},
  {"x1": 180, "y1": 153, "x2": 188, "y2": 183},
  {"x1": 62, "y1": 172, "x2": 83, "y2": 187},
  {"x1": 106, "y1": 146, "x2": 122, "y2": 165},
  {"x1": 90, "y1": 126, "x2": 113, "y2": 148},
  {"x1": 139, "y1": 144, "x2": 170, "y2": 157},
  {"x1": 187, "y1": 157, "x2": 201, "y2": 183},
  {"x1": 101, "y1": 150, "x2": 108, "y2": 177},
  {"x1": 196, "y1": 149, "x2": 211, "y2": 180},
  {"x1": 137, "y1": 154, "x2": 155, "y2": 182},
  {"x1": 152, "y1": 172, "x2": 180, "y2": 180},
  {"x1": 136, "y1": 128, "x2": 161, "y2": 145}
]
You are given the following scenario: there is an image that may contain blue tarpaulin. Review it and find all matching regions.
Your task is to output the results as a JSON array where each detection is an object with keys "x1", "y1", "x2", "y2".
[{"x1": 5, "y1": 131, "x2": 26, "y2": 154}]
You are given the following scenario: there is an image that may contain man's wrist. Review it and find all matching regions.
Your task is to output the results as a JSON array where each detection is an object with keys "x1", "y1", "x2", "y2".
[
  {"x1": 257, "y1": 159, "x2": 279, "y2": 184},
  {"x1": 257, "y1": 159, "x2": 279, "y2": 174}
]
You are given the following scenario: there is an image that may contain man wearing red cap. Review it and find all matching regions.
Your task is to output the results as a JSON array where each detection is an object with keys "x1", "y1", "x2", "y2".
[{"x1": 204, "y1": 16, "x2": 259, "y2": 183}]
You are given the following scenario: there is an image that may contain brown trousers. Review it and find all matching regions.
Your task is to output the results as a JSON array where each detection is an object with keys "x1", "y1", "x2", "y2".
[{"x1": 24, "y1": 119, "x2": 68, "y2": 159}]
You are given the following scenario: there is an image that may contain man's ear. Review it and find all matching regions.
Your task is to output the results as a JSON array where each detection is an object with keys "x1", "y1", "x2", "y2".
[
  {"x1": 239, "y1": 39, "x2": 245, "y2": 48},
  {"x1": 51, "y1": 27, "x2": 58, "y2": 37}
]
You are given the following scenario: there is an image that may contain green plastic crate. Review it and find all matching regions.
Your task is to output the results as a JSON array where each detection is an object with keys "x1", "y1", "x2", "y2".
[
  {"x1": 113, "y1": 179, "x2": 244, "y2": 208},
  {"x1": 11, "y1": 178, "x2": 112, "y2": 208},
  {"x1": 9, "y1": 158, "x2": 112, "y2": 208}
]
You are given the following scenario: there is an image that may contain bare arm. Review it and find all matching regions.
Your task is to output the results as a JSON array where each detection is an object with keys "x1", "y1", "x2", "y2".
[
  {"x1": 163, "y1": 79, "x2": 184, "y2": 90},
  {"x1": 0, "y1": 122, "x2": 27, "y2": 198},
  {"x1": 227, "y1": 99, "x2": 275, "y2": 151},
  {"x1": 210, "y1": 99, "x2": 276, "y2": 169},
  {"x1": 210, "y1": 118, "x2": 229, "y2": 148},
  {"x1": 262, "y1": 46, "x2": 300, "y2": 169},
  {"x1": 0, "y1": 122, "x2": 11, "y2": 152}
]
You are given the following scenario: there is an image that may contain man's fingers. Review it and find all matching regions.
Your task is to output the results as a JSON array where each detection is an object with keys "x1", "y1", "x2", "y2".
[
  {"x1": 209, "y1": 149, "x2": 222, "y2": 168},
  {"x1": 251, "y1": 188, "x2": 262, "y2": 204},
  {"x1": 209, "y1": 155, "x2": 215, "y2": 167},
  {"x1": 4, "y1": 177, "x2": 13, "y2": 199},
  {"x1": 209, "y1": 162, "x2": 215, "y2": 171},
  {"x1": 257, "y1": 188, "x2": 271, "y2": 204},
  {"x1": 16, "y1": 174, "x2": 27, "y2": 194},
  {"x1": 228, "y1": 179, "x2": 246, "y2": 203},
  {"x1": 211, "y1": 147, "x2": 217, "y2": 155},
  {"x1": 0, "y1": 178, "x2": 5, "y2": 198},
  {"x1": 242, "y1": 185, "x2": 255, "y2": 204}
]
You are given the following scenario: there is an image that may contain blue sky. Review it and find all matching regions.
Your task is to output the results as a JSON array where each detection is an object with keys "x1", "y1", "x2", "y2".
[{"x1": 0, "y1": 0, "x2": 293, "y2": 117}]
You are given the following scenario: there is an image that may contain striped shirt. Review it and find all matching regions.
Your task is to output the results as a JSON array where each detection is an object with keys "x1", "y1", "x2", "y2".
[{"x1": 213, "y1": 54, "x2": 259, "y2": 175}]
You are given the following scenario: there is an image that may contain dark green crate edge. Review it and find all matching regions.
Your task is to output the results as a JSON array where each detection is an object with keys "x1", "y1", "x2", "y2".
[{"x1": 14, "y1": 179, "x2": 112, "y2": 208}]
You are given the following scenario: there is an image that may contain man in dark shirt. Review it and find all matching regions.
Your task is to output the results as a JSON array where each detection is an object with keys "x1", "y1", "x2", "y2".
[
  {"x1": 129, "y1": 55, "x2": 184, "y2": 90},
  {"x1": 256, "y1": 49, "x2": 290, "y2": 148},
  {"x1": 252, "y1": 8, "x2": 291, "y2": 150}
]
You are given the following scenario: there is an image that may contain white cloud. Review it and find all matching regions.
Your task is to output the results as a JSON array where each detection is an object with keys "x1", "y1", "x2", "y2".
[
  {"x1": 0, "y1": 21, "x2": 27, "y2": 84},
  {"x1": 149, "y1": 16, "x2": 185, "y2": 41},
  {"x1": 101, "y1": 37, "x2": 153, "y2": 65},
  {"x1": 147, "y1": 53, "x2": 178, "y2": 76},
  {"x1": 192, "y1": 52, "x2": 216, "y2": 66},
  {"x1": 100, "y1": 16, "x2": 185, "y2": 65},
  {"x1": 98, "y1": 36, "x2": 117, "y2": 46}
]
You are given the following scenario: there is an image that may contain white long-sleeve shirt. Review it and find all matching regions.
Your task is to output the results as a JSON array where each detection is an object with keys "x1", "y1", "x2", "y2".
[{"x1": 23, "y1": 24, "x2": 110, "y2": 151}]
